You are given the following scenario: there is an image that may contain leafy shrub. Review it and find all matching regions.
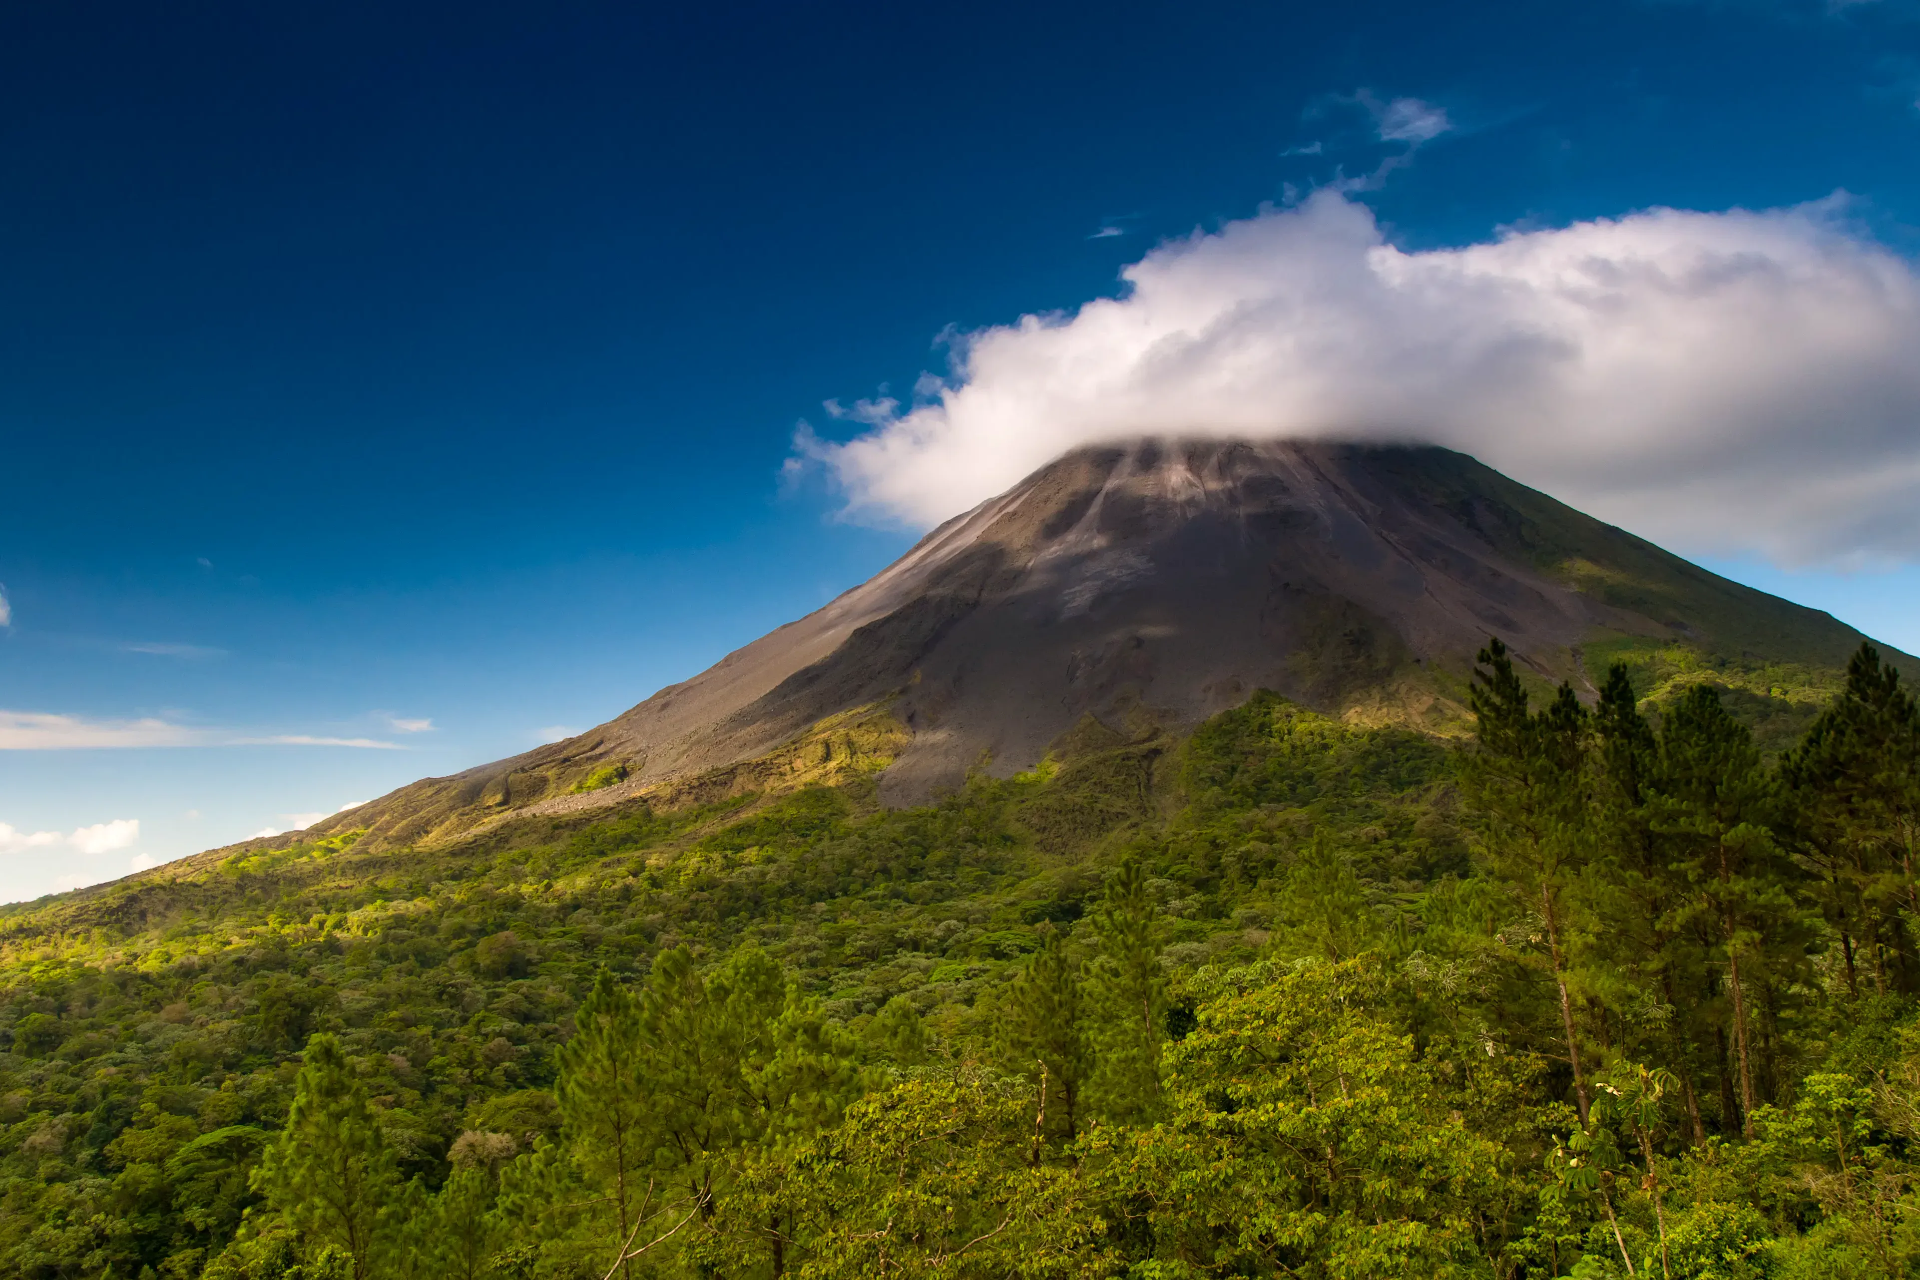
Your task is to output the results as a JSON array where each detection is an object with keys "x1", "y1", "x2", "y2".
[{"x1": 570, "y1": 763, "x2": 630, "y2": 794}]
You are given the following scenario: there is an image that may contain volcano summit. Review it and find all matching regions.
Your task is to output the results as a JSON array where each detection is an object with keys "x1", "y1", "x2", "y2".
[{"x1": 296, "y1": 438, "x2": 1906, "y2": 852}]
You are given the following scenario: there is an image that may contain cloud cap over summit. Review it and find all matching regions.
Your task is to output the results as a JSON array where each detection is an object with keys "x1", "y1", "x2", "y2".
[{"x1": 808, "y1": 190, "x2": 1920, "y2": 566}]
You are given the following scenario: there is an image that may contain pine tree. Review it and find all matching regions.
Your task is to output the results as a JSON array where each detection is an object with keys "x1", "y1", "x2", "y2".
[
  {"x1": 997, "y1": 928, "x2": 1094, "y2": 1145},
  {"x1": 552, "y1": 969, "x2": 653, "y2": 1280},
  {"x1": 1086, "y1": 857, "x2": 1167, "y2": 1125},
  {"x1": 1466, "y1": 639, "x2": 1598, "y2": 1124},
  {"x1": 400, "y1": 1168, "x2": 494, "y2": 1280},
  {"x1": 253, "y1": 1033, "x2": 402, "y2": 1280},
  {"x1": 1650, "y1": 683, "x2": 1800, "y2": 1136},
  {"x1": 1274, "y1": 833, "x2": 1377, "y2": 963},
  {"x1": 1591, "y1": 664, "x2": 1716, "y2": 1140},
  {"x1": 1783, "y1": 643, "x2": 1920, "y2": 996}
]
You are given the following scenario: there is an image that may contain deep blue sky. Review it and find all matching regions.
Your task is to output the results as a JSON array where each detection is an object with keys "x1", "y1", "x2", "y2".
[{"x1": 4, "y1": 0, "x2": 1920, "y2": 899}]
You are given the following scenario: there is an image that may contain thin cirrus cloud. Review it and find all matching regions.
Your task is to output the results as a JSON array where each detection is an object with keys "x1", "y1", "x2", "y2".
[
  {"x1": 231, "y1": 735, "x2": 403, "y2": 750},
  {"x1": 0, "y1": 712, "x2": 200, "y2": 749},
  {"x1": 385, "y1": 716, "x2": 435, "y2": 733},
  {"x1": 122, "y1": 641, "x2": 228, "y2": 659},
  {"x1": 801, "y1": 187, "x2": 1920, "y2": 568},
  {"x1": 0, "y1": 711, "x2": 401, "y2": 750},
  {"x1": 1369, "y1": 94, "x2": 1451, "y2": 144}
]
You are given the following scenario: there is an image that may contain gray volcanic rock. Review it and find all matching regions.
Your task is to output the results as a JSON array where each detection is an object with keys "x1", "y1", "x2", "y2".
[{"x1": 311, "y1": 439, "x2": 1906, "y2": 848}]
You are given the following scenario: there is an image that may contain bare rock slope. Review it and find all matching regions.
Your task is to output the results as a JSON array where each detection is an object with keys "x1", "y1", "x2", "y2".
[{"x1": 309, "y1": 439, "x2": 1908, "y2": 850}]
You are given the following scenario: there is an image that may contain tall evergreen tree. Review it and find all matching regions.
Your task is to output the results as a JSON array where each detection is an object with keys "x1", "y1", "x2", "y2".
[
  {"x1": 550, "y1": 969, "x2": 652, "y2": 1280},
  {"x1": 1590, "y1": 664, "x2": 1716, "y2": 1140},
  {"x1": 1085, "y1": 857, "x2": 1167, "y2": 1125},
  {"x1": 997, "y1": 928, "x2": 1094, "y2": 1145},
  {"x1": 253, "y1": 1034, "x2": 402, "y2": 1280},
  {"x1": 1466, "y1": 639, "x2": 1598, "y2": 1124},
  {"x1": 1783, "y1": 643, "x2": 1920, "y2": 996},
  {"x1": 1650, "y1": 683, "x2": 1800, "y2": 1135}
]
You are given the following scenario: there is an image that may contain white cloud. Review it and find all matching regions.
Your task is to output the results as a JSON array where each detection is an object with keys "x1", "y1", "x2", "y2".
[
  {"x1": 0, "y1": 818, "x2": 140, "y2": 857},
  {"x1": 128, "y1": 853, "x2": 156, "y2": 872},
  {"x1": 1089, "y1": 226, "x2": 1125, "y2": 240},
  {"x1": 0, "y1": 584, "x2": 10, "y2": 628},
  {"x1": 535, "y1": 725, "x2": 578, "y2": 744},
  {"x1": 386, "y1": 717, "x2": 434, "y2": 733},
  {"x1": 123, "y1": 642, "x2": 227, "y2": 659},
  {"x1": 0, "y1": 825, "x2": 63, "y2": 853},
  {"x1": 252, "y1": 827, "x2": 283, "y2": 839},
  {"x1": 804, "y1": 189, "x2": 1920, "y2": 566},
  {"x1": 69, "y1": 820, "x2": 139, "y2": 855}
]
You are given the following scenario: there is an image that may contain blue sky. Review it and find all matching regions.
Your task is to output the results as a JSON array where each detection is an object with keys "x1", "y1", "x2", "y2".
[{"x1": 4, "y1": 0, "x2": 1920, "y2": 901}]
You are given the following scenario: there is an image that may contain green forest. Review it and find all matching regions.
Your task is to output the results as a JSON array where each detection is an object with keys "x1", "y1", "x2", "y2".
[{"x1": 3, "y1": 640, "x2": 1920, "y2": 1279}]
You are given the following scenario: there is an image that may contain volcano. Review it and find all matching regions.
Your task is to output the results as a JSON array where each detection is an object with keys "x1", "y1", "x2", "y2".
[{"x1": 302, "y1": 439, "x2": 1912, "y2": 850}]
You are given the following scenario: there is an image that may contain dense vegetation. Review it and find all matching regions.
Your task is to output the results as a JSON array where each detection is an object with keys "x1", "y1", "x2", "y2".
[{"x1": 3, "y1": 642, "x2": 1919, "y2": 1279}]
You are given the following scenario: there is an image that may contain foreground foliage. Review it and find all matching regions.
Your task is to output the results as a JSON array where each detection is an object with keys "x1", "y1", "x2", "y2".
[{"x1": 2, "y1": 646, "x2": 1919, "y2": 1278}]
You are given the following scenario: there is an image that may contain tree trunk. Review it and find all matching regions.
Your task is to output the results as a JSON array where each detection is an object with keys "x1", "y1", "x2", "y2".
[
  {"x1": 1600, "y1": 1182, "x2": 1637, "y2": 1276},
  {"x1": 1541, "y1": 882, "x2": 1591, "y2": 1125},
  {"x1": 1840, "y1": 922, "x2": 1859, "y2": 1000},
  {"x1": 1726, "y1": 941, "x2": 1757, "y2": 1138},
  {"x1": 1715, "y1": 1025, "x2": 1739, "y2": 1134},
  {"x1": 1638, "y1": 1129, "x2": 1671, "y2": 1280},
  {"x1": 615, "y1": 1129, "x2": 634, "y2": 1280},
  {"x1": 1716, "y1": 840, "x2": 1757, "y2": 1137},
  {"x1": 1682, "y1": 1076, "x2": 1706, "y2": 1145}
]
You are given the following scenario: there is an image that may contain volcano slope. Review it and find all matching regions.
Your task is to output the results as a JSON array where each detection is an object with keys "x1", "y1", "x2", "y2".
[{"x1": 296, "y1": 437, "x2": 1909, "y2": 854}]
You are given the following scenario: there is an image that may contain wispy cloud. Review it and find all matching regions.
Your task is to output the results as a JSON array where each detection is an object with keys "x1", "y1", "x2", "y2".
[
  {"x1": 535, "y1": 725, "x2": 578, "y2": 744},
  {"x1": 0, "y1": 818, "x2": 139, "y2": 856},
  {"x1": 0, "y1": 712, "x2": 202, "y2": 749},
  {"x1": 0, "y1": 711, "x2": 402, "y2": 750},
  {"x1": 0, "y1": 584, "x2": 11, "y2": 628},
  {"x1": 123, "y1": 641, "x2": 227, "y2": 659},
  {"x1": 234, "y1": 735, "x2": 403, "y2": 750},
  {"x1": 1369, "y1": 94, "x2": 1451, "y2": 144},
  {"x1": 1088, "y1": 225, "x2": 1125, "y2": 240},
  {"x1": 385, "y1": 716, "x2": 434, "y2": 733},
  {"x1": 1330, "y1": 91, "x2": 1455, "y2": 190}
]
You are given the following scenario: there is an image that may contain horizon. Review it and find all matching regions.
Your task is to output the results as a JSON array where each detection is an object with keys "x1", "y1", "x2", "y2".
[{"x1": 6, "y1": 0, "x2": 1920, "y2": 901}]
